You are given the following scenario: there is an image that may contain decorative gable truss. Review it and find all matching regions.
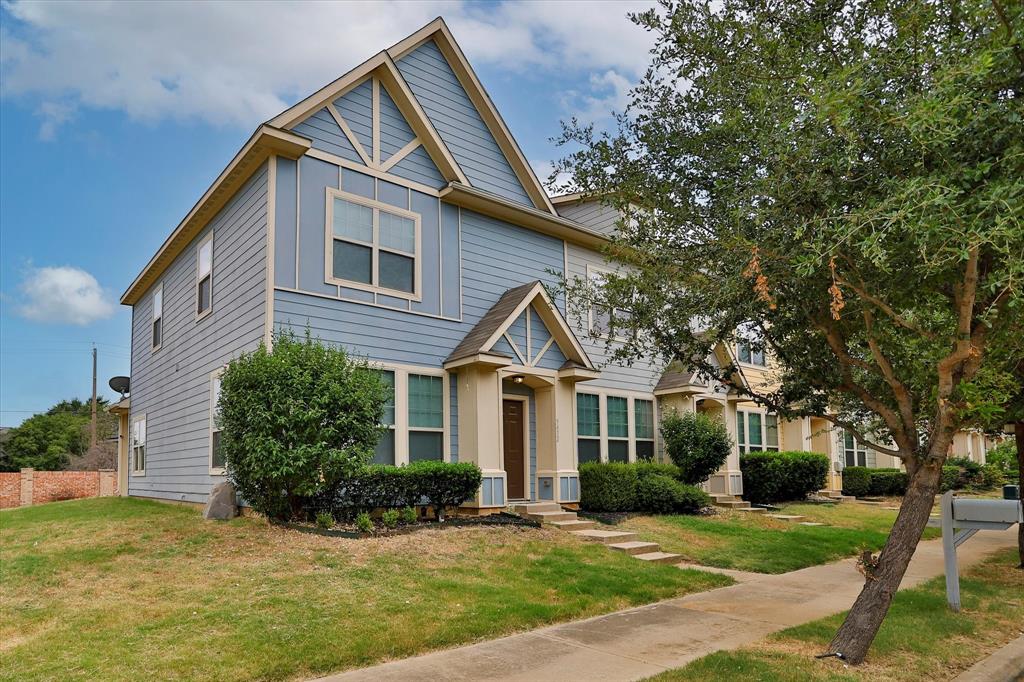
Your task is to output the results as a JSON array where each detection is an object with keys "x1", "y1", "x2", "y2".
[
  {"x1": 271, "y1": 53, "x2": 469, "y2": 191},
  {"x1": 445, "y1": 281, "x2": 594, "y2": 373}
]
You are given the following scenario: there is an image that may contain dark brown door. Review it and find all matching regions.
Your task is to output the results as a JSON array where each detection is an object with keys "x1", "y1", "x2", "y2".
[{"x1": 503, "y1": 399, "x2": 526, "y2": 499}]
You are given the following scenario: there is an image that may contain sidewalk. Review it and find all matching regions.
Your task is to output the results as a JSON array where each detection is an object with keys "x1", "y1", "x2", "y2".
[{"x1": 315, "y1": 527, "x2": 1018, "y2": 682}]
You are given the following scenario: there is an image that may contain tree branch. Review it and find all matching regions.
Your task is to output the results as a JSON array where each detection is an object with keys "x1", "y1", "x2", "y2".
[
  {"x1": 862, "y1": 307, "x2": 919, "y2": 449},
  {"x1": 834, "y1": 275, "x2": 938, "y2": 340}
]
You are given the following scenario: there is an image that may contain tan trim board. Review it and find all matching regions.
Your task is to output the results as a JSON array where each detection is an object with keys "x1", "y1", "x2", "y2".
[
  {"x1": 268, "y1": 52, "x2": 389, "y2": 130},
  {"x1": 264, "y1": 155, "x2": 277, "y2": 348},
  {"x1": 327, "y1": 102, "x2": 373, "y2": 166},
  {"x1": 305, "y1": 148, "x2": 442, "y2": 198},
  {"x1": 443, "y1": 353, "x2": 514, "y2": 370},
  {"x1": 380, "y1": 138, "x2": 422, "y2": 172},
  {"x1": 371, "y1": 76, "x2": 381, "y2": 166},
  {"x1": 121, "y1": 125, "x2": 309, "y2": 305}
]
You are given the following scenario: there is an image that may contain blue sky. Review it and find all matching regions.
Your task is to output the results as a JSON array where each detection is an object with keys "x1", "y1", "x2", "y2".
[{"x1": 0, "y1": 1, "x2": 651, "y2": 425}]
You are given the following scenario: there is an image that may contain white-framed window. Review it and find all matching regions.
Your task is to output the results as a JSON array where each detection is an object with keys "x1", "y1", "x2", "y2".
[
  {"x1": 209, "y1": 369, "x2": 225, "y2": 474},
  {"x1": 843, "y1": 430, "x2": 868, "y2": 467},
  {"x1": 151, "y1": 283, "x2": 163, "y2": 351},
  {"x1": 736, "y1": 410, "x2": 779, "y2": 453},
  {"x1": 131, "y1": 414, "x2": 146, "y2": 475},
  {"x1": 586, "y1": 264, "x2": 631, "y2": 339},
  {"x1": 371, "y1": 364, "x2": 448, "y2": 465},
  {"x1": 326, "y1": 189, "x2": 421, "y2": 299},
  {"x1": 736, "y1": 325, "x2": 766, "y2": 366},
  {"x1": 196, "y1": 233, "x2": 213, "y2": 319},
  {"x1": 634, "y1": 399, "x2": 656, "y2": 461},
  {"x1": 576, "y1": 390, "x2": 657, "y2": 464},
  {"x1": 606, "y1": 396, "x2": 629, "y2": 462}
]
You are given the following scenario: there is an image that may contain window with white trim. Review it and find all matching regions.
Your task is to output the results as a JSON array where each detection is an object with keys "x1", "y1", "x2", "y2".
[
  {"x1": 736, "y1": 410, "x2": 779, "y2": 453},
  {"x1": 408, "y1": 374, "x2": 443, "y2": 461},
  {"x1": 843, "y1": 431, "x2": 868, "y2": 467},
  {"x1": 587, "y1": 266, "x2": 631, "y2": 338},
  {"x1": 327, "y1": 191, "x2": 420, "y2": 297},
  {"x1": 576, "y1": 393, "x2": 600, "y2": 463},
  {"x1": 131, "y1": 415, "x2": 146, "y2": 474},
  {"x1": 151, "y1": 284, "x2": 163, "y2": 351},
  {"x1": 210, "y1": 371, "x2": 224, "y2": 472},
  {"x1": 736, "y1": 325, "x2": 766, "y2": 366},
  {"x1": 634, "y1": 399, "x2": 655, "y2": 461},
  {"x1": 374, "y1": 370, "x2": 396, "y2": 465},
  {"x1": 197, "y1": 234, "x2": 213, "y2": 317},
  {"x1": 606, "y1": 396, "x2": 629, "y2": 462}
]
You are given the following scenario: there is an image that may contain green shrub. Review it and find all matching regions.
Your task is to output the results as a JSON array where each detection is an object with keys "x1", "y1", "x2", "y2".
[
  {"x1": 940, "y1": 466, "x2": 961, "y2": 492},
  {"x1": 635, "y1": 474, "x2": 686, "y2": 514},
  {"x1": 315, "y1": 511, "x2": 335, "y2": 529},
  {"x1": 943, "y1": 456, "x2": 986, "y2": 490},
  {"x1": 332, "y1": 465, "x2": 419, "y2": 513},
  {"x1": 661, "y1": 412, "x2": 732, "y2": 485},
  {"x1": 219, "y1": 331, "x2": 389, "y2": 520},
  {"x1": 404, "y1": 460, "x2": 482, "y2": 521},
  {"x1": 676, "y1": 483, "x2": 712, "y2": 514},
  {"x1": 634, "y1": 461, "x2": 682, "y2": 480},
  {"x1": 742, "y1": 451, "x2": 829, "y2": 504},
  {"x1": 399, "y1": 506, "x2": 417, "y2": 524},
  {"x1": 380, "y1": 509, "x2": 400, "y2": 528},
  {"x1": 985, "y1": 441, "x2": 1017, "y2": 473},
  {"x1": 578, "y1": 462, "x2": 638, "y2": 512},
  {"x1": 867, "y1": 469, "x2": 908, "y2": 496},
  {"x1": 842, "y1": 466, "x2": 872, "y2": 497},
  {"x1": 979, "y1": 464, "x2": 1005, "y2": 490},
  {"x1": 355, "y1": 511, "x2": 373, "y2": 533}
]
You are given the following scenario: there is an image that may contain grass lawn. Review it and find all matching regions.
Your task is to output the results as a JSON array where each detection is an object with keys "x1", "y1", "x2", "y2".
[
  {"x1": 647, "y1": 549, "x2": 1024, "y2": 681},
  {"x1": 0, "y1": 497, "x2": 730, "y2": 681},
  {"x1": 619, "y1": 501, "x2": 941, "y2": 574}
]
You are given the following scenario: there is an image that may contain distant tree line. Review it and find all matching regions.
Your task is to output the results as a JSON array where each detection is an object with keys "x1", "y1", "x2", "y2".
[{"x1": 0, "y1": 398, "x2": 118, "y2": 472}]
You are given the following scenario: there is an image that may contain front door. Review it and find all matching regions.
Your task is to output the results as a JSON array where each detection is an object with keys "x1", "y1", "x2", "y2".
[{"x1": 503, "y1": 399, "x2": 526, "y2": 500}]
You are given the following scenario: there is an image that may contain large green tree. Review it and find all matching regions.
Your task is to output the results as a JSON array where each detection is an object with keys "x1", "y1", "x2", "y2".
[
  {"x1": 0, "y1": 397, "x2": 112, "y2": 472},
  {"x1": 556, "y1": 0, "x2": 1023, "y2": 664}
]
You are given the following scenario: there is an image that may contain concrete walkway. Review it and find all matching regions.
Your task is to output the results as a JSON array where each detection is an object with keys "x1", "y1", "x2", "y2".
[
  {"x1": 316, "y1": 528, "x2": 1018, "y2": 682},
  {"x1": 952, "y1": 635, "x2": 1024, "y2": 682}
]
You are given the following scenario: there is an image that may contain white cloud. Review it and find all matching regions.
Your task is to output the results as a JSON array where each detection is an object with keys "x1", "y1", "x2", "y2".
[
  {"x1": 0, "y1": 0, "x2": 653, "y2": 138},
  {"x1": 16, "y1": 266, "x2": 116, "y2": 326}
]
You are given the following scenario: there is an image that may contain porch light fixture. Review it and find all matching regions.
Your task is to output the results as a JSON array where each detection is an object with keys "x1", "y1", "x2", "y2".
[{"x1": 510, "y1": 374, "x2": 525, "y2": 384}]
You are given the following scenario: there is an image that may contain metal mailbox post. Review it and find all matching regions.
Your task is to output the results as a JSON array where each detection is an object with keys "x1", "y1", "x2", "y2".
[{"x1": 929, "y1": 491, "x2": 1023, "y2": 611}]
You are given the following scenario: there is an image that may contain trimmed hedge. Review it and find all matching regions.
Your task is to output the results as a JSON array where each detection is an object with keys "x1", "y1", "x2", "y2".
[
  {"x1": 841, "y1": 466, "x2": 872, "y2": 497},
  {"x1": 579, "y1": 462, "x2": 638, "y2": 512},
  {"x1": 741, "y1": 451, "x2": 829, "y2": 504},
  {"x1": 579, "y1": 461, "x2": 710, "y2": 514},
  {"x1": 868, "y1": 469, "x2": 908, "y2": 496},
  {"x1": 318, "y1": 461, "x2": 482, "y2": 520}
]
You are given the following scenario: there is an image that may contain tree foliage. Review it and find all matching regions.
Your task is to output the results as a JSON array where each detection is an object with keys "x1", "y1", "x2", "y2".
[
  {"x1": 556, "y1": 0, "x2": 1023, "y2": 663},
  {"x1": 660, "y1": 411, "x2": 732, "y2": 485},
  {"x1": 218, "y1": 331, "x2": 388, "y2": 521},
  {"x1": 0, "y1": 397, "x2": 113, "y2": 472}
]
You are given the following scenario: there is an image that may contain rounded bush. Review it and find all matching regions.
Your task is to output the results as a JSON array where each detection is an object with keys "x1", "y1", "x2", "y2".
[
  {"x1": 867, "y1": 469, "x2": 908, "y2": 496},
  {"x1": 661, "y1": 412, "x2": 732, "y2": 485},
  {"x1": 634, "y1": 461, "x2": 682, "y2": 480},
  {"x1": 578, "y1": 462, "x2": 638, "y2": 512},
  {"x1": 636, "y1": 474, "x2": 687, "y2": 514},
  {"x1": 742, "y1": 451, "x2": 829, "y2": 503}
]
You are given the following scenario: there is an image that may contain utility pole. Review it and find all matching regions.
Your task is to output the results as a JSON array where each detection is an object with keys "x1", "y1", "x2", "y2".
[{"x1": 90, "y1": 345, "x2": 98, "y2": 449}]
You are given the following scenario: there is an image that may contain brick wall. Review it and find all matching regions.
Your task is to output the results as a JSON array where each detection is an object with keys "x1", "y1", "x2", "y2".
[{"x1": 0, "y1": 469, "x2": 118, "y2": 509}]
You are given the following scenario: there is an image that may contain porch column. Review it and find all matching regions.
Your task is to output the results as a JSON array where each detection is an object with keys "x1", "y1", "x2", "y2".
[
  {"x1": 457, "y1": 366, "x2": 505, "y2": 510},
  {"x1": 535, "y1": 379, "x2": 580, "y2": 505}
]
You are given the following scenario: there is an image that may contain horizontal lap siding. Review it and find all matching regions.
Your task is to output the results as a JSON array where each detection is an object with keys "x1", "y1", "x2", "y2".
[
  {"x1": 129, "y1": 165, "x2": 268, "y2": 504},
  {"x1": 566, "y1": 242, "x2": 664, "y2": 394},
  {"x1": 556, "y1": 200, "x2": 621, "y2": 236},
  {"x1": 397, "y1": 40, "x2": 532, "y2": 207},
  {"x1": 293, "y1": 108, "x2": 361, "y2": 164}
]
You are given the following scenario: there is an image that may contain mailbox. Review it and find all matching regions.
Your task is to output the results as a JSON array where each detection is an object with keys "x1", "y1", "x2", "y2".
[{"x1": 953, "y1": 498, "x2": 1023, "y2": 525}]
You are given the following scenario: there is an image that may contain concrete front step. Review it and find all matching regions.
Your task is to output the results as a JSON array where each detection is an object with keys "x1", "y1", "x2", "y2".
[
  {"x1": 548, "y1": 519, "x2": 596, "y2": 531},
  {"x1": 527, "y1": 511, "x2": 578, "y2": 523},
  {"x1": 570, "y1": 529, "x2": 639, "y2": 544},
  {"x1": 714, "y1": 500, "x2": 751, "y2": 509},
  {"x1": 513, "y1": 502, "x2": 562, "y2": 515},
  {"x1": 830, "y1": 495, "x2": 856, "y2": 502},
  {"x1": 608, "y1": 541, "x2": 661, "y2": 555},
  {"x1": 735, "y1": 507, "x2": 766, "y2": 513},
  {"x1": 634, "y1": 551, "x2": 683, "y2": 564}
]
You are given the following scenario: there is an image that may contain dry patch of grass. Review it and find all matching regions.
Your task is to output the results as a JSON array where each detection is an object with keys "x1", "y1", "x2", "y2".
[
  {"x1": 0, "y1": 497, "x2": 730, "y2": 681},
  {"x1": 647, "y1": 549, "x2": 1024, "y2": 681}
]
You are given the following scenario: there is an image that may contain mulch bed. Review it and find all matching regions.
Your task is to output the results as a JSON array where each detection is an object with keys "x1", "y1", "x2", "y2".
[{"x1": 275, "y1": 511, "x2": 540, "y2": 539}]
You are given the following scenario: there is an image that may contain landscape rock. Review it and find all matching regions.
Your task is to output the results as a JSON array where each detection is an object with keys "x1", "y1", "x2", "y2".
[{"x1": 203, "y1": 482, "x2": 238, "y2": 520}]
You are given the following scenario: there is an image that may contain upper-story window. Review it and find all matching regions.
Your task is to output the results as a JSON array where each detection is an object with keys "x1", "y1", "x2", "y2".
[
  {"x1": 736, "y1": 339, "x2": 766, "y2": 366},
  {"x1": 587, "y1": 265, "x2": 631, "y2": 338},
  {"x1": 151, "y1": 284, "x2": 163, "y2": 351},
  {"x1": 197, "y1": 233, "x2": 213, "y2": 318},
  {"x1": 326, "y1": 190, "x2": 421, "y2": 299},
  {"x1": 736, "y1": 410, "x2": 779, "y2": 453}
]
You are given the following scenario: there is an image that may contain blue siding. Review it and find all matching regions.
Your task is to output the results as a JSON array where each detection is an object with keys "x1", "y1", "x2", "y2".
[
  {"x1": 389, "y1": 145, "x2": 445, "y2": 189},
  {"x1": 529, "y1": 306, "x2": 551, "y2": 359},
  {"x1": 507, "y1": 311, "x2": 527, "y2": 361},
  {"x1": 292, "y1": 108, "x2": 361, "y2": 164},
  {"x1": 397, "y1": 40, "x2": 532, "y2": 206},
  {"x1": 535, "y1": 341, "x2": 567, "y2": 371},
  {"x1": 440, "y1": 202, "x2": 461, "y2": 319},
  {"x1": 378, "y1": 179, "x2": 408, "y2": 209},
  {"x1": 491, "y1": 335, "x2": 516, "y2": 358},
  {"x1": 342, "y1": 167, "x2": 374, "y2": 199},
  {"x1": 297, "y1": 156, "x2": 339, "y2": 296},
  {"x1": 410, "y1": 190, "x2": 441, "y2": 316},
  {"x1": 274, "y1": 157, "x2": 297, "y2": 288},
  {"x1": 379, "y1": 85, "x2": 416, "y2": 160},
  {"x1": 334, "y1": 79, "x2": 373, "y2": 156}
]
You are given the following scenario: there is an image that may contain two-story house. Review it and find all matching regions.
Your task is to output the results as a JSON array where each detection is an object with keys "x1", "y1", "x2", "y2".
[{"x1": 111, "y1": 18, "x2": 986, "y2": 510}]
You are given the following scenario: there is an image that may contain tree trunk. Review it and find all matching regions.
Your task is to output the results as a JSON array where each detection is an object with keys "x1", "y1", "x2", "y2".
[
  {"x1": 827, "y1": 458, "x2": 942, "y2": 664},
  {"x1": 1016, "y1": 421, "x2": 1023, "y2": 569}
]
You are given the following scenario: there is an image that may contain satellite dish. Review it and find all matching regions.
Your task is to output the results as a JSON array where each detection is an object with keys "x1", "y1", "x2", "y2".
[{"x1": 109, "y1": 376, "x2": 130, "y2": 397}]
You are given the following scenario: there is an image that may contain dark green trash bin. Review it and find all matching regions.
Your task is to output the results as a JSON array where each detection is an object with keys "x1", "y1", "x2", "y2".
[{"x1": 1003, "y1": 484, "x2": 1019, "y2": 500}]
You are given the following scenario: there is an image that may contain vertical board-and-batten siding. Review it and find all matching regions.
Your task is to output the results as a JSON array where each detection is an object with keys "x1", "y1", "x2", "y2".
[
  {"x1": 566, "y1": 242, "x2": 664, "y2": 394},
  {"x1": 396, "y1": 40, "x2": 532, "y2": 207},
  {"x1": 129, "y1": 164, "x2": 269, "y2": 503}
]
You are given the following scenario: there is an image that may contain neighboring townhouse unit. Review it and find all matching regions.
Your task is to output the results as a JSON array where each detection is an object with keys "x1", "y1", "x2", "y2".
[{"x1": 113, "y1": 18, "x2": 985, "y2": 510}]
